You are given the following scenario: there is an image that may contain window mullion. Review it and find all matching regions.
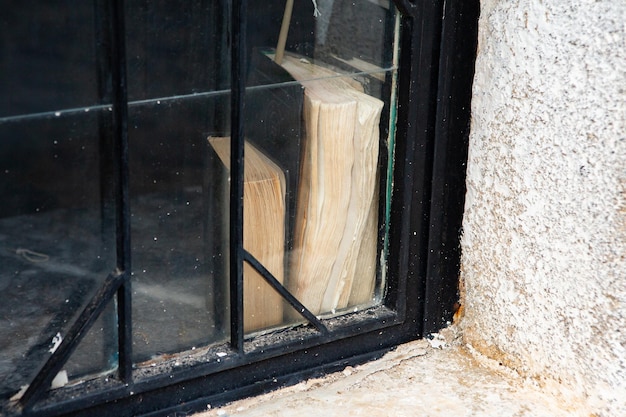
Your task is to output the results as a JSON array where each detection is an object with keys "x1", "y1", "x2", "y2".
[
  {"x1": 229, "y1": 0, "x2": 247, "y2": 352},
  {"x1": 110, "y1": 0, "x2": 133, "y2": 382}
]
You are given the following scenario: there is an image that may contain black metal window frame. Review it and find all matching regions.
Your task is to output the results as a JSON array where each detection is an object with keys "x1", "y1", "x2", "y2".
[{"x1": 5, "y1": 0, "x2": 478, "y2": 416}]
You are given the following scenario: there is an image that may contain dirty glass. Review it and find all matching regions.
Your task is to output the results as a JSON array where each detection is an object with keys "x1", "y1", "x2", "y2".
[
  {"x1": 0, "y1": 2, "x2": 117, "y2": 397},
  {"x1": 220, "y1": 0, "x2": 400, "y2": 334},
  {"x1": 0, "y1": 0, "x2": 400, "y2": 397},
  {"x1": 126, "y1": 0, "x2": 231, "y2": 362},
  {"x1": 130, "y1": 0, "x2": 399, "y2": 355}
]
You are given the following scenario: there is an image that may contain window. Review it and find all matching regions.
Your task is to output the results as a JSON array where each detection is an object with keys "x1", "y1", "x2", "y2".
[{"x1": 0, "y1": 0, "x2": 477, "y2": 416}]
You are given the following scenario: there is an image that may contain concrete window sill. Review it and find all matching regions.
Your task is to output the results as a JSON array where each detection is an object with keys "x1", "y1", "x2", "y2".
[{"x1": 196, "y1": 326, "x2": 587, "y2": 417}]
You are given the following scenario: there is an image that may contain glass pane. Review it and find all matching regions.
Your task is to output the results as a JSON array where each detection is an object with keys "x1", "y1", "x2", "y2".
[
  {"x1": 127, "y1": 0, "x2": 230, "y2": 363},
  {"x1": 240, "y1": 0, "x2": 398, "y2": 334},
  {"x1": 63, "y1": 299, "x2": 117, "y2": 383},
  {"x1": 0, "y1": 4, "x2": 118, "y2": 397},
  {"x1": 125, "y1": 0, "x2": 230, "y2": 102},
  {"x1": 0, "y1": 2, "x2": 98, "y2": 118},
  {"x1": 0, "y1": 111, "x2": 116, "y2": 397}
]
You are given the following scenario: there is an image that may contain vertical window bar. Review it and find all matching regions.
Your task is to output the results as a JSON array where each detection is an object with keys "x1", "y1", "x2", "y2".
[
  {"x1": 110, "y1": 0, "x2": 133, "y2": 381},
  {"x1": 229, "y1": 0, "x2": 247, "y2": 352},
  {"x1": 16, "y1": 0, "x2": 133, "y2": 408}
]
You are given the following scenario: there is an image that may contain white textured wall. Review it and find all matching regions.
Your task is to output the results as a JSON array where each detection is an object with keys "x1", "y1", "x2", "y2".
[{"x1": 461, "y1": 0, "x2": 626, "y2": 415}]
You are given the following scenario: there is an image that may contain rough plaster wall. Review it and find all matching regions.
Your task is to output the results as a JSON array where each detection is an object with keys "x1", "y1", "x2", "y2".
[{"x1": 461, "y1": 0, "x2": 626, "y2": 415}]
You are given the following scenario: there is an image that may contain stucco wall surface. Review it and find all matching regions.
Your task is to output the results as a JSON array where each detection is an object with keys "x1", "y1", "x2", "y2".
[{"x1": 461, "y1": 0, "x2": 626, "y2": 415}]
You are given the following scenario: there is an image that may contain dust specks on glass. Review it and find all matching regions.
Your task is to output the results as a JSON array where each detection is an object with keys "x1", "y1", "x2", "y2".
[
  {"x1": 0, "y1": 0, "x2": 400, "y2": 409},
  {"x1": 218, "y1": 0, "x2": 399, "y2": 334}
]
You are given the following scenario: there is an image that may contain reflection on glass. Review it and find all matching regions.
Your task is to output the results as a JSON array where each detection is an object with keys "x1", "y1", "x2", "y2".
[{"x1": 234, "y1": 0, "x2": 398, "y2": 334}]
